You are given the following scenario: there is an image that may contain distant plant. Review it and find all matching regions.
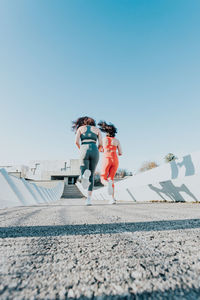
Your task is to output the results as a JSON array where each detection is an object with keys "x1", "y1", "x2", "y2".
[
  {"x1": 115, "y1": 168, "x2": 132, "y2": 178},
  {"x1": 94, "y1": 169, "x2": 132, "y2": 185},
  {"x1": 139, "y1": 161, "x2": 159, "y2": 173},
  {"x1": 164, "y1": 153, "x2": 177, "y2": 163}
]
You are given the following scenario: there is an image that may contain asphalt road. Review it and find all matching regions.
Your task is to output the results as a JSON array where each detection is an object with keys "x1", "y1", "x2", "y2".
[{"x1": 0, "y1": 199, "x2": 200, "y2": 299}]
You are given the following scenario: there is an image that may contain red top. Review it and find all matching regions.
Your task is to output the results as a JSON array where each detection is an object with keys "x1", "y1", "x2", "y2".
[{"x1": 103, "y1": 137, "x2": 118, "y2": 158}]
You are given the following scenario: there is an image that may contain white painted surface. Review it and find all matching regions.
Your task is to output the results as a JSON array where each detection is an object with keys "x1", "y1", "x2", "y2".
[
  {"x1": 0, "y1": 159, "x2": 80, "y2": 181},
  {"x1": 77, "y1": 151, "x2": 200, "y2": 202},
  {"x1": 0, "y1": 168, "x2": 64, "y2": 209},
  {"x1": 0, "y1": 169, "x2": 22, "y2": 208},
  {"x1": 26, "y1": 159, "x2": 80, "y2": 180},
  {"x1": 30, "y1": 180, "x2": 62, "y2": 188}
]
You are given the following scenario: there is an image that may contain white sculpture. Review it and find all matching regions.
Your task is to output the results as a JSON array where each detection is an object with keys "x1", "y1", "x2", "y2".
[
  {"x1": 0, "y1": 168, "x2": 64, "y2": 209},
  {"x1": 77, "y1": 151, "x2": 200, "y2": 203}
]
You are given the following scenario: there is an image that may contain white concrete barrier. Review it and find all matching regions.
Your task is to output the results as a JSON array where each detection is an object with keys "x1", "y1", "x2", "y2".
[
  {"x1": 0, "y1": 168, "x2": 64, "y2": 209},
  {"x1": 77, "y1": 151, "x2": 200, "y2": 203}
]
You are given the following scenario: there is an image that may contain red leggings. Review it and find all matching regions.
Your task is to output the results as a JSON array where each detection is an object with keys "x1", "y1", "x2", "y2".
[{"x1": 101, "y1": 156, "x2": 119, "y2": 184}]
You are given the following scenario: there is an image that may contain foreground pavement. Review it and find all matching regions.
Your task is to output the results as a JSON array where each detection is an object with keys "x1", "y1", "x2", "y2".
[{"x1": 0, "y1": 199, "x2": 200, "y2": 299}]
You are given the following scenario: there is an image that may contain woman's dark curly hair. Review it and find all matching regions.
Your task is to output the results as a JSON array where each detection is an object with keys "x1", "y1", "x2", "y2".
[
  {"x1": 98, "y1": 121, "x2": 117, "y2": 137},
  {"x1": 72, "y1": 116, "x2": 96, "y2": 132}
]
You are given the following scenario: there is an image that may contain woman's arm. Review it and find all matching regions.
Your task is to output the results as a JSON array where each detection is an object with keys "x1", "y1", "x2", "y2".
[
  {"x1": 117, "y1": 139, "x2": 122, "y2": 156},
  {"x1": 97, "y1": 129, "x2": 103, "y2": 151},
  {"x1": 75, "y1": 128, "x2": 81, "y2": 149}
]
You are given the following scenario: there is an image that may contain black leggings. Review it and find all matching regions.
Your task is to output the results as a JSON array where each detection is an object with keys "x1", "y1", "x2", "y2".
[{"x1": 80, "y1": 143, "x2": 99, "y2": 191}]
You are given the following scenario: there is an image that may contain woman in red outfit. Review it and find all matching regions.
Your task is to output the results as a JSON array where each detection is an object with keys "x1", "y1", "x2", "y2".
[{"x1": 98, "y1": 121, "x2": 122, "y2": 204}]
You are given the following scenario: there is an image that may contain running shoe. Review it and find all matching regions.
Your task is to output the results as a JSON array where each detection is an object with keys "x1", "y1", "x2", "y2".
[
  {"x1": 82, "y1": 169, "x2": 91, "y2": 189},
  {"x1": 108, "y1": 197, "x2": 116, "y2": 205},
  {"x1": 85, "y1": 197, "x2": 92, "y2": 206}
]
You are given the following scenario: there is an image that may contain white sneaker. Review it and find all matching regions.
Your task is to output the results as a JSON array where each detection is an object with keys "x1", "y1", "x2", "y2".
[
  {"x1": 108, "y1": 179, "x2": 113, "y2": 195},
  {"x1": 108, "y1": 197, "x2": 116, "y2": 205},
  {"x1": 82, "y1": 169, "x2": 91, "y2": 189},
  {"x1": 85, "y1": 197, "x2": 92, "y2": 206}
]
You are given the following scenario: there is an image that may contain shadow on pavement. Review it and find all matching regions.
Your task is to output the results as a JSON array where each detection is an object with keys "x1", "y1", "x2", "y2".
[
  {"x1": 0, "y1": 202, "x2": 138, "y2": 211},
  {"x1": 0, "y1": 218, "x2": 200, "y2": 238},
  {"x1": 62, "y1": 286, "x2": 200, "y2": 299}
]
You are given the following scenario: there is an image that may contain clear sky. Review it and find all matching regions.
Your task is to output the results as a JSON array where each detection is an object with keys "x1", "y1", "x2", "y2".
[{"x1": 0, "y1": 0, "x2": 200, "y2": 172}]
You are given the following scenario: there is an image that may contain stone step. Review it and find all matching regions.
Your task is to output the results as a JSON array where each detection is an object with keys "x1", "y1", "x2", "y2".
[{"x1": 62, "y1": 185, "x2": 83, "y2": 198}]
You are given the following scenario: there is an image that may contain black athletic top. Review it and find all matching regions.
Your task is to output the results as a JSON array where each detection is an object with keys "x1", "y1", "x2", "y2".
[{"x1": 80, "y1": 126, "x2": 98, "y2": 144}]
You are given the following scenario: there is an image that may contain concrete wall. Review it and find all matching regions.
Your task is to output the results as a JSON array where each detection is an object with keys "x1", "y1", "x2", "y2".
[
  {"x1": 0, "y1": 165, "x2": 29, "y2": 178},
  {"x1": 0, "y1": 168, "x2": 64, "y2": 209},
  {"x1": 26, "y1": 159, "x2": 80, "y2": 180},
  {"x1": 0, "y1": 160, "x2": 81, "y2": 181},
  {"x1": 77, "y1": 151, "x2": 200, "y2": 203},
  {"x1": 29, "y1": 180, "x2": 63, "y2": 189}
]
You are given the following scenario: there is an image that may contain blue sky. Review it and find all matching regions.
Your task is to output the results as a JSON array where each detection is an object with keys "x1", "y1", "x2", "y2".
[{"x1": 0, "y1": 0, "x2": 200, "y2": 171}]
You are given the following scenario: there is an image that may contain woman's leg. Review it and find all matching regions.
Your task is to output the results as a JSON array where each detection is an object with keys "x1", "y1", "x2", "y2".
[
  {"x1": 101, "y1": 157, "x2": 111, "y2": 185},
  {"x1": 88, "y1": 144, "x2": 99, "y2": 193},
  {"x1": 80, "y1": 145, "x2": 90, "y2": 176},
  {"x1": 79, "y1": 145, "x2": 91, "y2": 193},
  {"x1": 108, "y1": 158, "x2": 119, "y2": 198}
]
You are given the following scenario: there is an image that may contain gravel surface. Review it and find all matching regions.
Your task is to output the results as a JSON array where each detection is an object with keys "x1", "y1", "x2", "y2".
[{"x1": 0, "y1": 199, "x2": 200, "y2": 299}]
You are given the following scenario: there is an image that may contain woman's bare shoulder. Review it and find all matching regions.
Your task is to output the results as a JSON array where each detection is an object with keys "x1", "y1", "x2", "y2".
[
  {"x1": 113, "y1": 138, "x2": 120, "y2": 145},
  {"x1": 91, "y1": 126, "x2": 100, "y2": 134},
  {"x1": 78, "y1": 125, "x2": 87, "y2": 133}
]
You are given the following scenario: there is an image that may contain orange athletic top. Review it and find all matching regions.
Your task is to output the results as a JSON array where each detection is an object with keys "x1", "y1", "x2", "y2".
[{"x1": 103, "y1": 137, "x2": 118, "y2": 158}]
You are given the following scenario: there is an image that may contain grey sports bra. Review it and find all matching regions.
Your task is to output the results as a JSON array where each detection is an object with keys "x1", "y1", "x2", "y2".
[{"x1": 80, "y1": 126, "x2": 98, "y2": 144}]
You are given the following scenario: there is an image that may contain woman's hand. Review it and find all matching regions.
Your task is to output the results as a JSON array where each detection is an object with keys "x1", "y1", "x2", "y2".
[{"x1": 98, "y1": 145, "x2": 104, "y2": 152}]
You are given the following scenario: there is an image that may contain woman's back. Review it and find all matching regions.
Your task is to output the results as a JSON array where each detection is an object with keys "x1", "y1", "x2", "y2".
[
  {"x1": 103, "y1": 136, "x2": 121, "y2": 157},
  {"x1": 76, "y1": 125, "x2": 102, "y2": 144},
  {"x1": 80, "y1": 125, "x2": 98, "y2": 143}
]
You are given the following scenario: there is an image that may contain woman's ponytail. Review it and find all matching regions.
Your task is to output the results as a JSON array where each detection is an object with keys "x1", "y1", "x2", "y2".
[{"x1": 98, "y1": 120, "x2": 117, "y2": 137}]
